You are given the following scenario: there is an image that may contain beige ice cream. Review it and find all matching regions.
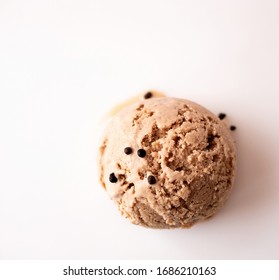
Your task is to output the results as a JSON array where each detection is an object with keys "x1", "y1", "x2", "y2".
[{"x1": 99, "y1": 95, "x2": 236, "y2": 228}]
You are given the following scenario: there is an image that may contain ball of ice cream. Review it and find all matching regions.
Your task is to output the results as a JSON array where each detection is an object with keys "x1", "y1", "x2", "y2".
[{"x1": 99, "y1": 96, "x2": 236, "y2": 228}]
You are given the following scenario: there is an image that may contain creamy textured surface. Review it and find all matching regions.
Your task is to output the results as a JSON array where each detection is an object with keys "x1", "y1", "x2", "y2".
[{"x1": 99, "y1": 97, "x2": 236, "y2": 228}]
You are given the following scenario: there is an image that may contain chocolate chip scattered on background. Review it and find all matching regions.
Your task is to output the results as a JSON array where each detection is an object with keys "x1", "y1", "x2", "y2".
[
  {"x1": 144, "y1": 92, "x2": 153, "y2": 99},
  {"x1": 230, "y1": 125, "x2": 237, "y2": 131},
  {"x1": 137, "y1": 149, "x2": 146, "y2": 158},
  {"x1": 147, "y1": 175, "x2": 156, "y2": 185},
  {"x1": 109, "y1": 173, "x2": 118, "y2": 183},
  {"x1": 218, "y1": 113, "x2": 226, "y2": 120},
  {"x1": 124, "y1": 147, "x2": 133, "y2": 155}
]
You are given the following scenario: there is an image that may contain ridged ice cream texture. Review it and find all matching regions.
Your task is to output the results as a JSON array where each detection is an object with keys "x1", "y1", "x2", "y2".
[{"x1": 99, "y1": 97, "x2": 236, "y2": 228}]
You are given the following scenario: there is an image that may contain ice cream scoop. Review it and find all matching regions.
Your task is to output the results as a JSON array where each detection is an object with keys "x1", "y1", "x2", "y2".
[{"x1": 99, "y1": 95, "x2": 236, "y2": 228}]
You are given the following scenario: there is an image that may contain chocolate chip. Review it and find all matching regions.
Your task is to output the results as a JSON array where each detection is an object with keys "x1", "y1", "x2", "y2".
[
  {"x1": 109, "y1": 173, "x2": 118, "y2": 183},
  {"x1": 124, "y1": 147, "x2": 133, "y2": 155},
  {"x1": 230, "y1": 125, "x2": 237, "y2": 131},
  {"x1": 144, "y1": 92, "x2": 152, "y2": 99},
  {"x1": 147, "y1": 175, "x2": 156, "y2": 185},
  {"x1": 218, "y1": 113, "x2": 226, "y2": 120},
  {"x1": 137, "y1": 149, "x2": 146, "y2": 158}
]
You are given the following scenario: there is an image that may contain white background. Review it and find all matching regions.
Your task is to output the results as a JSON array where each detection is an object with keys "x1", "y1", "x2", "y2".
[{"x1": 0, "y1": 0, "x2": 279, "y2": 259}]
